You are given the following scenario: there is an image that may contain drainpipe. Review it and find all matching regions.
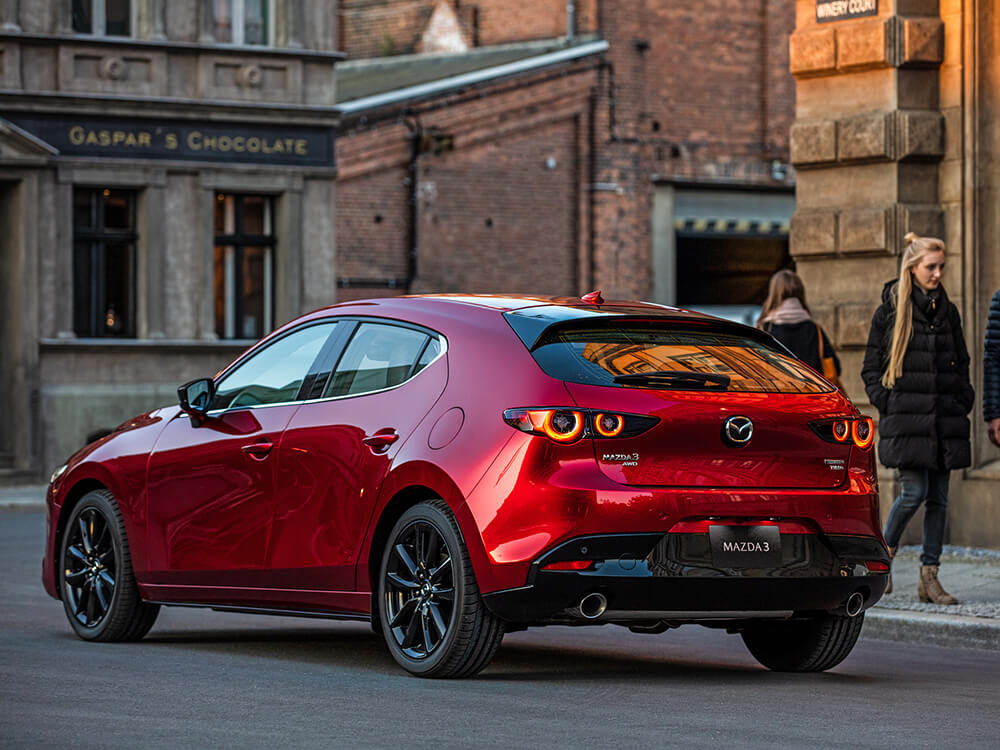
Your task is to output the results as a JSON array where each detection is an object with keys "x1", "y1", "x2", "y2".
[
  {"x1": 405, "y1": 116, "x2": 422, "y2": 291},
  {"x1": 566, "y1": 0, "x2": 575, "y2": 43}
]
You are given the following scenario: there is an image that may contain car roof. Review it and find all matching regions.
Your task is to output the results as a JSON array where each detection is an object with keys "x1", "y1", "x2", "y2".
[{"x1": 315, "y1": 293, "x2": 725, "y2": 322}]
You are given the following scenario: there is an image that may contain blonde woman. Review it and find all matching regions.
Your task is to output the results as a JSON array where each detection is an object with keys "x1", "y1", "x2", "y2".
[{"x1": 862, "y1": 233, "x2": 974, "y2": 604}]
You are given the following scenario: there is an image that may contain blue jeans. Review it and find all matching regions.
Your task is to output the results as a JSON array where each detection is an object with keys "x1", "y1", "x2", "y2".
[{"x1": 883, "y1": 468, "x2": 950, "y2": 566}]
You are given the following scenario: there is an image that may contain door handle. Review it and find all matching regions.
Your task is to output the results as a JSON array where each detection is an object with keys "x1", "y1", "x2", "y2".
[
  {"x1": 241, "y1": 441, "x2": 274, "y2": 460},
  {"x1": 362, "y1": 429, "x2": 399, "y2": 453}
]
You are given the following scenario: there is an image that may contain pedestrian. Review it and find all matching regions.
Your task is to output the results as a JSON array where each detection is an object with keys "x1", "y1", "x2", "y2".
[
  {"x1": 986, "y1": 288, "x2": 1000, "y2": 447},
  {"x1": 862, "y1": 232, "x2": 974, "y2": 604},
  {"x1": 757, "y1": 269, "x2": 842, "y2": 389}
]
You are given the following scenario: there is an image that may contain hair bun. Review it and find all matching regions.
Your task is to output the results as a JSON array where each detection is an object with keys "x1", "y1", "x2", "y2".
[{"x1": 903, "y1": 231, "x2": 918, "y2": 245}]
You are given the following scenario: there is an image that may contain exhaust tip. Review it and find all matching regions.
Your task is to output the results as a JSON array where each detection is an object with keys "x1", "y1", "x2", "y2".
[
  {"x1": 578, "y1": 592, "x2": 608, "y2": 620},
  {"x1": 845, "y1": 591, "x2": 865, "y2": 618}
]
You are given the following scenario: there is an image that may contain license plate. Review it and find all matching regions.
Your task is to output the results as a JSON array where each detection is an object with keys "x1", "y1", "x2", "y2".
[{"x1": 708, "y1": 525, "x2": 782, "y2": 568}]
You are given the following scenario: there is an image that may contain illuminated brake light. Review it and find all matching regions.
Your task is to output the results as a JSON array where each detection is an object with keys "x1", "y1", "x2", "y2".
[
  {"x1": 852, "y1": 417, "x2": 874, "y2": 450},
  {"x1": 865, "y1": 560, "x2": 889, "y2": 572},
  {"x1": 542, "y1": 410, "x2": 584, "y2": 443},
  {"x1": 811, "y1": 417, "x2": 873, "y2": 448},
  {"x1": 503, "y1": 408, "x2": 658, "y2": 443},
  {"x1": 833, "y1": 420, "x2": 850, "y2": 442},
  {"x1": 594, "y1": 412, "x2": 624, "y2": 438},
  {"x1": 541, "y1": 560, "x2": 594, "y2": 571}
]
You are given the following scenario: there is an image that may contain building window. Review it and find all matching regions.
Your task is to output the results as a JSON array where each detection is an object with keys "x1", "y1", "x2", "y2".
[
  {"x1": 72, "y1": 0, "x2": 133, "y2": 36},
  {"x1": 214, "y1": 194, "x2": 275, "y2": 340},
  {"x1": 73, "y1": 188, "x2": 137, "y2": 338},
  {"x1": 213, "y1": 0, "x2": 271, "y2": 45}
]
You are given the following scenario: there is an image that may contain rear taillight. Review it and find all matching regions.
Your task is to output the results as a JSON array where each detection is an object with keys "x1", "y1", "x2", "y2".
[
  {"x1": 540, "y1": 410, "x2": 584, "y2": 442},
  {"x1": 852, "y1": 417, "x2": 874, "y2": 449},
  {"x1": 503, "y1": 408, "x2": 658, "y2": 444},
  {"x1": 593, "y1": 412, "x2": 624, "y2": 437},
  {"x1": 810, "y1": 416, "x2": 875, "y2": 450}
]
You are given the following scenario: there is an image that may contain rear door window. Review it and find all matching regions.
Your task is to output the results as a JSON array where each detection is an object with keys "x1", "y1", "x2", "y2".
[
  {"x1": 326, "y1": 323, "x2": 434, "y2": 397},
  {"x1": 529, "y1": 324, "x2": 833, "y2": 394}
]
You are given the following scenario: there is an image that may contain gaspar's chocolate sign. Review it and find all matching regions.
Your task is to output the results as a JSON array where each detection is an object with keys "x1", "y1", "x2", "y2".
[{"x1": 6, "y1": 114, "x2": 334, "y2": 167}]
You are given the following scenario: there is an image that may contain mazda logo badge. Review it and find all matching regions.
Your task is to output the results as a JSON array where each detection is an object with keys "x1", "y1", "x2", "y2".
[{"x1": 722, "y1": 416, "x2": 753, "y2": 446}]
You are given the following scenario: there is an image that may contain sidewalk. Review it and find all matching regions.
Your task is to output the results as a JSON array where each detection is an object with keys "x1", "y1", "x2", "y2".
[
  {"x1": 3, "y1": 484, "x2": 998, "y2": 651},
  {"x1": 863, "y1": 545, "x2": 1000, "y2": 651}
]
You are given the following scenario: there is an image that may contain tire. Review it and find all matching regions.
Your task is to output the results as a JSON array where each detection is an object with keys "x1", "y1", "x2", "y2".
[
  {"x1": 741, "y1": 612, "x2": 864, "y2": 672},
  {"x1": 59, "y1": 489, "x2": 159, "y2": 642},
  {"x1": 378, "y1": 500, "x2": 504, "y2": 678}
]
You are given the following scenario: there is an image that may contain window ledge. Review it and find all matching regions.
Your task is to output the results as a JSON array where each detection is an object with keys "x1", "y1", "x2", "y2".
[
  {"x1": 0, "y1": 31, "x2": 345, "y2": 60},
  {"x1": 40, "y1": 337, "x2": 256, "y2": 352},
  {"x1": 967, "y1": 460, "x2": 1000, "y2": 481}
]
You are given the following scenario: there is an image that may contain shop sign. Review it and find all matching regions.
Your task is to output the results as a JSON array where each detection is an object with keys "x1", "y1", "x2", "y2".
[
  {"x1": 816, "y1": 0, "x2": 878, "y2": 23},
  {"x1": 5, "y1": 114, "x2": 334, "y2": 167}
]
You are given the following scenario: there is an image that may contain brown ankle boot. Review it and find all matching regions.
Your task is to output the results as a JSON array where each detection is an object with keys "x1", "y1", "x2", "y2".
[
  {"x1": 885, "y1": 547, "x2": 897, "y2": 594},
  {"x1": 918, "y1": 564, "x2": 959, "y2": 605}
]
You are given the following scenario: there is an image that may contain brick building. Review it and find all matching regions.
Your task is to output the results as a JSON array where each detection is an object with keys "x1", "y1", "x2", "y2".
[{"x1": 334, "y1": 0, "x2": 798, "y2": 313}]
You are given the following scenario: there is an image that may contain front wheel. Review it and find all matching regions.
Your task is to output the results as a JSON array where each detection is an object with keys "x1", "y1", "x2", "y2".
[
  {"x1": 59, "y1": 489, "x2": 159, "y2": 642},
  {"x1": 378, "y1": 500, "x2": 504, "y2": 678},
  {"x1": 741, "y1": 612, "x2": 864, "y2": 672}
]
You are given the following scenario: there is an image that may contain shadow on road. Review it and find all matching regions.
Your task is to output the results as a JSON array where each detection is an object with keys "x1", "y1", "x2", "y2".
[
  {"x1": 142, "y1": 626, "x2": 402, "y2": 674},
  {"x1": 128, "y1": 623, "x2": 879, "y2": 684}
]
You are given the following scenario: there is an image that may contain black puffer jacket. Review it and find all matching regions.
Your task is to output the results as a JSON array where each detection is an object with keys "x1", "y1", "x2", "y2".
[
  {"x1": 985, "y1": 289, "x2": 1000, "y2": 423},
  {"x1": 862, "y1": 280, "x2": 974, "y2": 470}
]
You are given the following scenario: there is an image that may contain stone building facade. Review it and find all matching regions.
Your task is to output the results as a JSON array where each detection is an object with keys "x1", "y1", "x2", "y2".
[
  {"x1": 0, "y1": 0, "x2": 341, "y2": 478},
  {"x1": 788, "y1": 0, "x2": 1000, "y2": 545}
]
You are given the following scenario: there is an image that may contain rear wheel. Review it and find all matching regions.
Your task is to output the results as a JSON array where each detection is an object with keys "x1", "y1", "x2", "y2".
[
  {"x1": 378, "y1": 500, "x2": 504, "y2": 678},
  {"x1": 741, "y1": 612, "x2": 864, "y2": 672},
  {"x1": 59, "y1": 489, "x2": 159, "y2": 642}
]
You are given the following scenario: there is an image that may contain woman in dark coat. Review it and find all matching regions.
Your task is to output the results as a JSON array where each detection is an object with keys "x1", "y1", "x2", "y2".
[
  {"x1": 757, "y1": 269, "x2": 841, "y2": 379},
  {"x1": 862, "y1": 233, "x2": 974, "y2": 604}
]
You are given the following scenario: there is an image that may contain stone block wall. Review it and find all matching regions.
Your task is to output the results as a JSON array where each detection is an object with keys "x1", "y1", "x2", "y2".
[{"x1": 791, "y1": 0, "x2": 1000, "y2": 548}]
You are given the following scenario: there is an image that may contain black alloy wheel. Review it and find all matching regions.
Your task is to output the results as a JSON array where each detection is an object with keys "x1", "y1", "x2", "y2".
[
  {"x1": 63, "y1": 504, "x2": 117, "y2": 629},
  {"x1": 384, "y1": 518, "x2": 455, "y2": 659},
  {"x1": 59, "y1": 489, "x2": 159, "y2": 642},
  {"x1": 378, "y1": 500, "x2": 504, "y2": 678}
]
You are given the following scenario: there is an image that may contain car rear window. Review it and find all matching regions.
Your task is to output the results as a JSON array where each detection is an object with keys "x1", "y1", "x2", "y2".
[{"x1": 529, "y1": 324, "x2": 833, "y2": 394}]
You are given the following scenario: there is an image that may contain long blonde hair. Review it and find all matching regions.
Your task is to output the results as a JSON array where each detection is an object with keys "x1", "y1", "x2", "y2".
[
  {"x1": 757, "y1": 269, "x2": 809, "y2": 328},
  {"x1": 882, "y1": 232, "x2": 946, "y2": 388}
]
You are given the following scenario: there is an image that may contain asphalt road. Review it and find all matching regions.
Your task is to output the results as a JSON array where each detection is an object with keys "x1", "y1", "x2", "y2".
[{"x1": 3, "y1": 509, "x2": 999, "y2": 749}]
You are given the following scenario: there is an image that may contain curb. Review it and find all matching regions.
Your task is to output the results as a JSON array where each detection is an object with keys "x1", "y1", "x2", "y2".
[
  {"x1": 0, "y1": 486, "x2": 47, "y2": 511},
  {"x1": 864, "y1": 609, "x2": 1000, "y2": 652}
]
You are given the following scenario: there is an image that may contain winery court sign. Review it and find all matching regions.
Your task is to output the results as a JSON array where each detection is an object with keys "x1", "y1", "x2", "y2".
[
  {"x1": 816, "y1": 0, "x2": 877, "y2": 22},
  {"x1": 7, "y1": 114, "x2": 334, "y2": 167}
]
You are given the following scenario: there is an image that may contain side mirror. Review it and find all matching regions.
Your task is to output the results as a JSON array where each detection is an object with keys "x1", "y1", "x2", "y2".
[{"x1": 178, "y1": 378, "x2": 215, "y2": 422}]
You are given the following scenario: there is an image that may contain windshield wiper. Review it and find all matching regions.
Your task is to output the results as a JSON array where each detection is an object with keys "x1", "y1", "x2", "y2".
[{"x1": 612, "y1": 371, "x2": 730, "y2": 390}]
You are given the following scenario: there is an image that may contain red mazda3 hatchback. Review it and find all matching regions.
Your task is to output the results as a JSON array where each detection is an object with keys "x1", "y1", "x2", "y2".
[{"x1": 43, "y1": 294, "x2": 888, "y2": 677}]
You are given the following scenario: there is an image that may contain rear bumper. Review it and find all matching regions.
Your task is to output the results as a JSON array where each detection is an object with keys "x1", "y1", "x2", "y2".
[{"x1": 483, "y1": 532, "x2": 889, "y2": 623}]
